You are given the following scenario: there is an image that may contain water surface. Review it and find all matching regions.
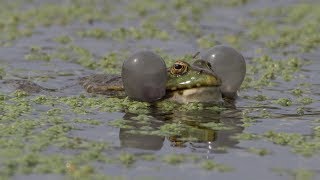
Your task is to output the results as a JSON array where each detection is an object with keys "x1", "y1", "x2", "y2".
[{"x1": 0, "y1": 0, "x2": 319, "y2": 180}]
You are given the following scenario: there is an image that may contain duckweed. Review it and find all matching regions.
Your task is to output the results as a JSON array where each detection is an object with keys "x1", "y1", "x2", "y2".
[
  {"x1": 162, "y1": 154, "x2": 186, "y2": 165},
  {"x1": 99, "y1": 52, "x2": 128, "y2": 74},
  {"x1": 253, "y1": 94, "x2": 268, "y2": 101},
  {"x1": 291, "y1": 88, "x2": 304, "y2": 96},
  {"x1": 296, "y1": 107, "x2": 305, "y2": 116},
  {"x1": 242, "y1": 56, "x2": 304, "y2": 89},
  {"x1": 118, "y1": 153, "x2": 135, "y2": 166},
  {"x1": 53, "y1": 35, "x2": 72, "y2": 44},
  {"x1": 32, "y1": 95, "x2": 49, "y2": 104},
  {"x1": 108, "y1": 119, "x2": 133, "y2": 129},
  {"x1": 205, "y1": 106, "x2": 226, "y2": 113},
  {"x1": 140, "y1": 154, "x2": 157, "y2": 161},
  {"x1": 248, "y1": 4, "x2": 320, "y2": 52},
  {"x1": 201, "y1": 122, "x2": 233, "y2": 130},
  {"x1": 314, "y1": 126, "x2": 320, "y2": 138},
  {"x1": 24, "y1": 46, "x2": 51, "y2": 61},
  {"x1": 0, "y1": 92, "x2": 125, "y2": 178},
  {"x1": 313, "y1": 119, "x2": 320, "y2": 123},
  {"x1": 247, "y1": 147, "x2": 271, "y2": 156},
  {"x1": 68, "y1": 165, "x2": 95, "y2": 179},
  {"x1": 179, "y1": 102, "x2": 205, "y2": 111},
  {"x1": 155, "y1": 123, "x2": 187, "y2": 136},
  {"x1": 263, "y1": 131, "x2": 305, "y2": 146},
  {"x1": 46, "y1": 108, "x2": 63, "y2": 116},
  {"x1": 52, "y1": 45, "x2": 97, "y2": 69},
  {"x1": 77, "y1": 22, "x2": 170, "y2": 41},
  {"x1": 274, "y1": 98, "x2": 292, "y2": 107},
  {"x1": 197, "y1": 34, "x2": 216, "y2": 48},
  {"x1": 223, "y1": 34, "x2": 242, "y2": 49},
  {"x1": 60, "y1": 96, "x2": 150, "y2": 114},
  {"x1": 201, "y1": 160, "x2": 234, "y2": 172},
  {"x1": 13, "y1": 90, "x2": 29, "y2": 98},
  {"x1": 260, "y1": 109, "x2": 271, "y2": 118},
  {"x1": 0, "y1": 0, "x2": 319, "y2": 178},
  {"x1": 131, "y1": 114, "x2": 152, "y2": 121},
  {"x1": 241, "y1": 116, "x2": 257, "y2": 124},
  {"x1": 233, "y1": 130, "x2": 320, "y2": 157},
  {"x1": 298, "y1": 97, "x2": 313, "y2": 105},
  {"x1": 77, "y1": 28, "x2": 107, "y2": 39},
  {"x1": 291, "y1": 169, "x2": 315, "y2": 180},
  {"x1": 156, "y1": 100, "x2": 179, "y2": 112},
  {"x1": 0, "y1": 67, "x2": 5, "y2": 79},
  {"x1": 232, "y1": 133, "x2": 260, "y2": 140},
  {"x1": 73, "y1": 118, "x2": 101, "y2": 125},
  {"x1": 174, "y1": 16, "x2": 201, "y2": 36},
  {"x1": 263, "y1": 131, "x2": 320, "y2": 157},
  {"x1": 273, "y1": 168, "x2": 315, "y2": 180}
]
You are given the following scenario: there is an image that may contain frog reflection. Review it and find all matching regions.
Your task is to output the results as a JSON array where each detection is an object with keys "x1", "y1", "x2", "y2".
[
  {"x1": 119, "y1": 112, "x2": 166, "y2": 150},
  {"x1": 119, "y1": 108, "x2": 244, "y2": 153}
]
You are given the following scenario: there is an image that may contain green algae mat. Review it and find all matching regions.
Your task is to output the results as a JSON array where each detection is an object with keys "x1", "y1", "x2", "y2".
[{"x1": 0, "y1": 0, "x2": 320, "y2": 180}]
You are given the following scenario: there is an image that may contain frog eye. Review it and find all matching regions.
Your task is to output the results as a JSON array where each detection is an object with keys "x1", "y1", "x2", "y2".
[
  {"x1": 174, "y1": 64, "x2": 183, "y2": 69},
  {"x1": 170, "y1": 61, "x2": 189, "y2": 75}
]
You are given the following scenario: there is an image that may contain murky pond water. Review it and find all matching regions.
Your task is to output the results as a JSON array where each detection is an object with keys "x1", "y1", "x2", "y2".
[{"x1": 0, "y1": 0, "x2": 320, "y2": 179}]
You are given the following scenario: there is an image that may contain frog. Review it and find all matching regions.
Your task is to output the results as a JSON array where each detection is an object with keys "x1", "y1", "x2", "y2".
[
  {"x1": 1, "y1": 79, "x2": 56, "y2": 93},
  {"x1": 79, "y1": 59, "x2": 223, "y2": 103}
]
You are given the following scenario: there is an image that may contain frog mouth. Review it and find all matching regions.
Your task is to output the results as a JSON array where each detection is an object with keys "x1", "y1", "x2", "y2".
[{"x1": 168, "y1": 86, "x2": 222, "y2": 104}]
